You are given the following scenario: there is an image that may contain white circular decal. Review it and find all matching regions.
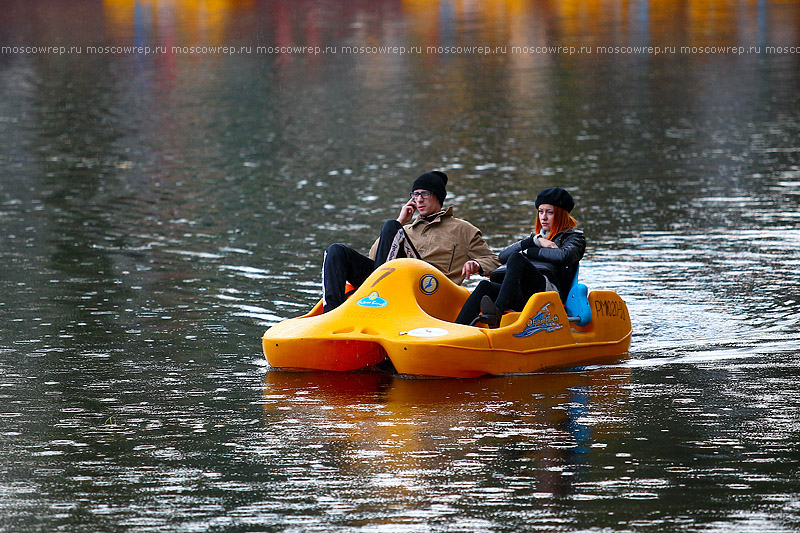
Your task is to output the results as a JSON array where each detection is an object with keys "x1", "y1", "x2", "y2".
[{"x1": 405, "y1": 327, "x2": 449, "y2": 338}]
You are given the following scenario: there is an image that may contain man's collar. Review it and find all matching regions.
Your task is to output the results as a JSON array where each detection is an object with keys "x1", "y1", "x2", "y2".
[{"x1": 414, "y1": 205, "x2": 453, "y2": 224}]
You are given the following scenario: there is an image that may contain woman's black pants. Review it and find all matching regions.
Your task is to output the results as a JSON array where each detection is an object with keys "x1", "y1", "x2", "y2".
[{"x1": 455, "y1": 252, "x2": 547, "y2": 325}]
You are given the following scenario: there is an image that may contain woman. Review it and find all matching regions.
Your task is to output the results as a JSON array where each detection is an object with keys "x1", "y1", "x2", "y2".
[{"x1": 455, "y1": 187, "x2": 586, "y2": 327}]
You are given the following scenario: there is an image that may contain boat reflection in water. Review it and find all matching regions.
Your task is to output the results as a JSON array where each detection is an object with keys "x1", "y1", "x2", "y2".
[{"x1": 262, "y1": 367, "x2": 631, "y2": 501}]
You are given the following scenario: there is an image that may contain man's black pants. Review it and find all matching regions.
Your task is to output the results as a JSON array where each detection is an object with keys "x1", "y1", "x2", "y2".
[{"x1": 322, "y1": 220, "x2": 418, "y2": 312}]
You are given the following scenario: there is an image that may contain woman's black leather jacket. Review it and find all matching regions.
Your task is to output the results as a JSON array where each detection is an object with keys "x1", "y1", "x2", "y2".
[{"x1": 493, "y1": 228, "x2": 586, "y2": 299}]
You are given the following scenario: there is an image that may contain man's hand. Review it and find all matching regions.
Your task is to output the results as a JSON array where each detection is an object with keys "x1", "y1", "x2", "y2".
[
  {"x1": 462, "y1": 260, "x2": 481, "y2": 280},
  {"x1": 397, "y1": 198, "x2": 416, "y2": 224}
]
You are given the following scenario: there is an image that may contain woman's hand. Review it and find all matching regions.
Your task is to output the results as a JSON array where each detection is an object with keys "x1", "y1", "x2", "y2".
[
  {"x1": 538, "y1": 237, "x2": 558, "y2": 249},
  {"x1": 462, "y1": 260, "x2": 481, "y2": 280},
  {"x1": 397, "y1": 198, "x2": 416, "y2": 224}
]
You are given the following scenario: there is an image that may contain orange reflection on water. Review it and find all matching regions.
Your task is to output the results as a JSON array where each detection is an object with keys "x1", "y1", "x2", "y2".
[
  {"x1": 262, "y1": 368, "x2": 631, "y2": 498},
  {"x1": 94, "y1": 0, "x2": 800, "y2": 56},
  {"x1": 400, "y1": 0, "x2": 798, "y2": 49},
  {"x1": 102, "y1": 0, "x2": 254, "y2": 44}
]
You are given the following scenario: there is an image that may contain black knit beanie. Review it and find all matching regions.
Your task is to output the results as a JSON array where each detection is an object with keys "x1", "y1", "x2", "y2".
[
  {"x1": 411, "y1": 171, "x2": 448, "y2": 205},
  {"x1": 535, "y1": 187, "x2": 574, "y2": 213}
]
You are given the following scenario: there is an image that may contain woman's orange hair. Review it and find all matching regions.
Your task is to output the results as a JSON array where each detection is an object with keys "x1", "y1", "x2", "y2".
[{"x1": 535, "y1": 206, "x2": 578, "y2": 240}]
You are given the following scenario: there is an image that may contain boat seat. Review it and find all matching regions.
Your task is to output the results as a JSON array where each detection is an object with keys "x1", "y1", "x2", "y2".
[
  {"x1": 565, "y1": 266, "x2": 592, "y2": 326},
  {"x1": 497, "y1": 266, "x2": 592, "y2": 328},
  {"x1": 499, "y1": 311, "x2": 521, "y2": 328}
]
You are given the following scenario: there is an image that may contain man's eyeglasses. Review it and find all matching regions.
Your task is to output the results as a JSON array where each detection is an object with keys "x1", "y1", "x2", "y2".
[{"x1": 410, "y1": 191, "x2": 432, "y2": 199}]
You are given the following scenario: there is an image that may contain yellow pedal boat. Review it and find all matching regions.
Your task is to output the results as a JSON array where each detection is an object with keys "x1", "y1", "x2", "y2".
[{"x1": 262, "y1": 258, "x2": 631, "y2": 378}]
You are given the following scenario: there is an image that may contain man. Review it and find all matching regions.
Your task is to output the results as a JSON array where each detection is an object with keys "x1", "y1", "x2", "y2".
[{"x1": 322, "y1": 170, "x2": 500, "y2": 312}]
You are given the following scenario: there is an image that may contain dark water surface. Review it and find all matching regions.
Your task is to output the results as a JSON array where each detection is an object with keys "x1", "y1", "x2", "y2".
[{"x1": 2, "y1": 1, "x2": 800, "y2": 531}]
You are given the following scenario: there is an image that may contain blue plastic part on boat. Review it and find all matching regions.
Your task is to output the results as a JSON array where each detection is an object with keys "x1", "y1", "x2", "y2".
[{"x1": 565, "y1": 266, "x2": 592, "y2": 327}]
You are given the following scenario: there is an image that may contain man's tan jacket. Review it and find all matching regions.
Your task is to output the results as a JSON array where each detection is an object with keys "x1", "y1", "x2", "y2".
[{"x1": 369, "y1": 206, "x2": 500, "y2": 285}]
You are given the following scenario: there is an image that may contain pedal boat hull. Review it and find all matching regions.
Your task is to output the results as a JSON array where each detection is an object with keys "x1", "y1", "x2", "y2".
[{"x1": 262, "y1": 259, "x2": 631, "y2": 378}]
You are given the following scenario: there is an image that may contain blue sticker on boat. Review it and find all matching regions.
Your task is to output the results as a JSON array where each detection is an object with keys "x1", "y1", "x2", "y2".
[
  {"x1": 357, "y1": 291, "x2": 388, "y2": 308},
  {"x1": 514, "y1": 303, "x2": 563, "y2": 337},
  {"x1": 419, "y1": 274, "x2": 439, "y2": 295}
]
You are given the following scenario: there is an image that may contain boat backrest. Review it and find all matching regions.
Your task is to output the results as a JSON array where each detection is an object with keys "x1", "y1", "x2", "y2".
[{"x1": 564, "y1": 265, "x2": 592, "y2": 326}]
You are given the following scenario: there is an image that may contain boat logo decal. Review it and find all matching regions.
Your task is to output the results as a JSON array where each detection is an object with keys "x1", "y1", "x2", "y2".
[
  {"x1": 513, "y1": 303, "x2": 563, "y2": 338},
  {"x1": 403, "y1": 327, "x2": 448, "y2": 338},
  {"x1": 357, "y1": 291, "x2": 388, "y2": 308},
  {"x1": 419, "y1": 274, "x2": 439, "y2": 295},
  {"x1": 370, "y1": 267, "x2": 395, "y2": 287}
]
